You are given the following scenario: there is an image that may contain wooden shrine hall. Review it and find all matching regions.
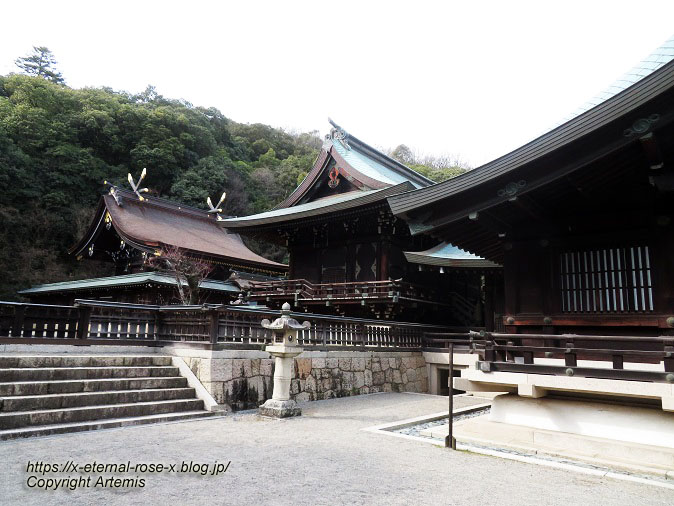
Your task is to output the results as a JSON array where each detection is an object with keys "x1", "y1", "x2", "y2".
[
  {"x1": 20, "y1": 187, "x2": 286, "y2": 305},
  {"x1": 220, "y1": 121, "x2": 500, "y2": 325},
  {"x1": 388, "y1": 52, "x2": 674, "y2": 337}
]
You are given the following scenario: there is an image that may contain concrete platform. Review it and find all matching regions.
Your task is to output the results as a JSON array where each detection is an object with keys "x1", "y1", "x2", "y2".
[
  {"x1": 421, "y1": 394, "x2": 674, "y2": 478},
  {"x1": 488, "y1": 394, "x2": 674, "y2": 448},
  {"x1": 422, "y1": 415, "x2": 674, "y2": 478},
  {"x1": 454, "y1": 358, "x2": 674, "y2": 410}
]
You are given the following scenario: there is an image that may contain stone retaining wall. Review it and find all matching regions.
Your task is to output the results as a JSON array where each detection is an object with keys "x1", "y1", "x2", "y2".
[{"x1": 173, "y1": 349, "x2": 428, "y2": 411}]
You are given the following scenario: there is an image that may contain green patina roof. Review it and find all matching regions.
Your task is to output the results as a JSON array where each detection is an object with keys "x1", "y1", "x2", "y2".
[
  {"x1": 18, "y1": 272, "x2": 240, "y2": 295},
  {"x1": 404, "y1": 242, "x2": 500, "y2": 268},
  {"x1": 220, "y1": 183, "x2": 412, "y2": 228},
  {"x1": 331, "y1": 139, "x2": 427, "y2": 189}
]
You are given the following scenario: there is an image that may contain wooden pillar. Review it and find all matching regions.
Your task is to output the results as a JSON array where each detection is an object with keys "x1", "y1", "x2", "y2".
[
  {"x1": 484, "y1": 272, "x2": 494, "y2": 332},
  {"x1": 379, "y1": 241, "x2": 389, "y2": 281},
  {"x1": 288, "y1": 244, "x2": 295, "y2": 279}
]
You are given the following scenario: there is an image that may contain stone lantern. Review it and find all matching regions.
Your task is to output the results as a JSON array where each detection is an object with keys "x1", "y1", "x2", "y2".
[{"x1": 258, "y1": 302, "x2": 310, "y2": 418}]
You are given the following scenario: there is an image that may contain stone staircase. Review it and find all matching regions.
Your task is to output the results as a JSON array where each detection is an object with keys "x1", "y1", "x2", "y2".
[{"x1": 0, "y1": 355, "x2": 220, "y2": 440}]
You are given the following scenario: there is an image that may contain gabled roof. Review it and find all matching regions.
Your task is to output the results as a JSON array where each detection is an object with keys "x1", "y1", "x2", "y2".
[
  {"x1": 18, "y1": 272, "x2": 241, "y2": 295},
  {"x1": 275, "y1": 120, "x2": 433, "y2": 210},
  {"x1": 388, "y1": 42, "x2": 674, "y2": 223},
  {"x1": 71, "y1": 188, "x2": 286, "y2": 274},
  {"x1": 403, "y1": 242, "x2": 500, "y2": 268}
]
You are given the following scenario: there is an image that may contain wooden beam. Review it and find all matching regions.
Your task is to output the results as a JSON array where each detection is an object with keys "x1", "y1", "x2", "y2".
[
  {"x1": 468, "y1": 209, "x2": 511, "y2": 238},
  {"x1": 639, "y1": 132, "x2": 665, "y2": 171},
  {"x1": 509, "y1": 194, "x2": 562, "y2": 234}
]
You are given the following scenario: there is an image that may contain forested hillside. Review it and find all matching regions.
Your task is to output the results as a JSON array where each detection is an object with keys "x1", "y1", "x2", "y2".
[
  {"x1": 0, "y1": 75, "x2": 324, "y2": 299},
  {"x1": 0, "y1": 72, "x2": 467, "y2": 300}
]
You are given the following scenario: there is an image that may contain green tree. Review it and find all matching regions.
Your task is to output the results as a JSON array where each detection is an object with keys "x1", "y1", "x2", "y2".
[
  {"x1": 15, "y1": 46, "x2": 65, "y2": 84},
  {"x1": 0, "y1": 72, "x2": 324, "y2": 298}
]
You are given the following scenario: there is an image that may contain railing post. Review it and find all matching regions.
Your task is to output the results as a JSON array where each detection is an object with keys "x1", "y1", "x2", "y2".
[
  {"x1": 12, "y1": 304, "x2": 25, "y2": 338},
  {"x1": 75, "y1": 305, "x2": 92, "y2": 340},
  {"x1": 484, "y1": 340, "x2": 495, "y2": 362},
  {"x1": 321, "y1": 322, "x2": 327, "y2": 346},
  {"x1": 154, "y1": 310, "x2": 163, "y2": 341},
  {"x1": 209, "y1": 309, "x2": 219, "y2": 345},
  {"x1": 75, "y1": 306, "x2": 91, "y2": 339},
  {"x1": 445, "y1": 342, "x2": 456, "y2": 450},
  {"x1": 564, "y1": 340, "x2": 577, "y2": 367},
  {"x1": 664, "y1": 343, "x2": 674, "y2": 372},
  {"x1": 392, "y1": 325, "x2": 400, "y2": 348},
  {"x1": 612, "y1": 354, "x2": 624, "y2": 370},
  {"x1": 356, "y1": 323, "x2": 365, "y2": 347}
]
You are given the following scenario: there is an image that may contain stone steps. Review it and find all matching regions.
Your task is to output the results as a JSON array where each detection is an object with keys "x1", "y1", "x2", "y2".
[
  {"x1": 0, "y1": 411, "x2": 217, "y2": 440},
  {"x1": 0, "y1": 387, "x2": 196, "y2": 411},
  {"x1": 0, "y1": 376, "x2": 188, "y2": 396},
  {"x1": 0, "y1": 398, "x2": 205, "y2": 429},
  {"x1": 0, "y1": 354, "x2": 221, "y2": 439},
  {"x1": 0, "y1": 366, "x2": 180, "y2": 382},
  {"x1": 0, "y1": 355, "x2": 173, "y2": 368}
]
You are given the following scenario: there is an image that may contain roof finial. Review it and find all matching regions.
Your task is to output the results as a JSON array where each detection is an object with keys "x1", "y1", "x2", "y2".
[
  {"x1": 325, "y1": 118, "x2": 350, "y2": 150},
  {"x1": 127, "y1": 168, "x2": 149, "y2": 201},
  {"x1": 206, "y1": 191, "x2": 226, "y2": 221}
]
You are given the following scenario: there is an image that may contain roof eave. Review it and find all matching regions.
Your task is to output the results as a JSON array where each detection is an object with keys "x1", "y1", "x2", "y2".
[{"x1": 388, "y1": 59, "x2": 674, "y2": 217}]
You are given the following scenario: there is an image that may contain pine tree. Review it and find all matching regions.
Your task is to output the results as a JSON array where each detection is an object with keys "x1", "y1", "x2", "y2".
[{"x1": 15, "y1": 46, "x2": 65, "y2": 84}]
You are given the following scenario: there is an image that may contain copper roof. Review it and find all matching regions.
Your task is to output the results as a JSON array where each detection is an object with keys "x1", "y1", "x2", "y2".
[
  {"x1": 220, "y1": 183, "x2": 412, "y2": 230},
  {"x1": 71, "y1": 189, "x2": 286, "y2": 273},
  {"x1": 403, "y1": 242, "x2": 500, "y2": 268},
  {"x1": 273, "y1": 120, "x2": 433, "y2": 210},
  {"x1": 19, "y1": 272, "x2": 241, "y2": 295}
]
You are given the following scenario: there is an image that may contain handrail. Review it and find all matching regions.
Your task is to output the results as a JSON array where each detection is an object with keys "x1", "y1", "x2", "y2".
[
  {"x1": 1, "y1": 300, "x2": 671, "y2": 382},
  {"x1": 249, "y1": 278, "x2": 449, "y2": 306},
  {"x1": 0, "y1": 299, "x2": 460, "y2": 348}
]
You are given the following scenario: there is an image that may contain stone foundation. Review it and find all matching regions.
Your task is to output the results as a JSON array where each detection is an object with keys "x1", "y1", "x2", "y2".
[{"x1": 172, "y1": 349, "x2": 428, "y2": 411}]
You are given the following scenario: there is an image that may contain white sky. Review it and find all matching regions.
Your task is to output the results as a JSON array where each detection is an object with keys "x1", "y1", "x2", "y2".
[{"x1": 1, "y1": 1, "x2": 674, "y2": 167}]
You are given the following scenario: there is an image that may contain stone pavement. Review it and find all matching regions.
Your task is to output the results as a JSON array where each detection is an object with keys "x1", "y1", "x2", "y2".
[{"x1": 0, "y1": 393, "x2": 671, "y2": 506}]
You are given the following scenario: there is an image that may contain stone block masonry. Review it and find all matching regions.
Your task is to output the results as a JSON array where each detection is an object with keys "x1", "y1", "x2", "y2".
[{"x1": 173, "y1": 349, "x2": 428, "y2": 411}]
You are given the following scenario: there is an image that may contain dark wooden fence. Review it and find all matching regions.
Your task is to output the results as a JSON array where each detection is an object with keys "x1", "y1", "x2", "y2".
[
  {"x1": 425, "y1": 330, "x2": 674, "y2": 383},
  {"x1": 248, "y1": 278, "x2": 450, "y2": 307},
  {"x1": 1, "y1": 300, "x2": 671, "y2": 383},
  {"x1": 0, "y1": 300, "x2": 460, "y2": 350}
]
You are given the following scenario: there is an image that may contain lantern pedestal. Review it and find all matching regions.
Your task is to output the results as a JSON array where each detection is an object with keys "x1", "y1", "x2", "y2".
[
  {"x1": 258, "y1": 303, "x2": 309, "y2": 418},
  {"x1": 259, "y1": 398, "x2": 302, "y2": 418}
]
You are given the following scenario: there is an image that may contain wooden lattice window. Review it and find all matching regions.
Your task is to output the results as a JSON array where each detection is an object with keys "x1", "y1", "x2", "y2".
[{"x1": 559, "y1": 246, "x2": 653, "y2": 313}]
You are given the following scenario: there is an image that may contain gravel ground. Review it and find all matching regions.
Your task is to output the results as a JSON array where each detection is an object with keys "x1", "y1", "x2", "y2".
[{"x1": 1, "y1": 392, "x2": 671, "y2": 506}]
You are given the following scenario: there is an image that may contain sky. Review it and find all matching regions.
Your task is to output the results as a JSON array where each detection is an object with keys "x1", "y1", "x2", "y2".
[{"x1": 2, "y1": 1, "x2": 674, "y2": 167}]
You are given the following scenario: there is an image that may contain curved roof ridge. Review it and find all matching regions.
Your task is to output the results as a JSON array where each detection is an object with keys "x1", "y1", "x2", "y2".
[{"x1": 327, "y1": 119, "x2": 435, "y2": 188}]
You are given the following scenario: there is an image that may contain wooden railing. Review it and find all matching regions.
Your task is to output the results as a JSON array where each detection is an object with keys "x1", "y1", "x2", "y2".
[
  {"x1": 1, "y1": 301, "x2": 671, "y2": 383},
  {"x1": 424, "y1": 330, "x2": 674, "y2": 383},
  {"x1": 0, "y1": 300, "x2": 456, "y2": 350},
  {"x1": 248, "y1": 279, "x2": 451, "y2": 307}
]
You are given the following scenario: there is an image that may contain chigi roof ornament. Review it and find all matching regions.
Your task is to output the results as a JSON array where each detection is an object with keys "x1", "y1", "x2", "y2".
[
  {"x1": 103, "y1": 168, "x2": 150, "y2": 206},
  {"x1": 103, "y1": 181, "x2": 122, "y2": 205},
  {"x1": 325, "y1": 117, "x2": 351, "y2": 150},
  {"x1": 127, "y1": 168, "x2": 149, "y2": 201},
  {"x1": 206, "y1": 192, "x2": 227, "y2": 221}
]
